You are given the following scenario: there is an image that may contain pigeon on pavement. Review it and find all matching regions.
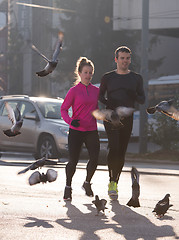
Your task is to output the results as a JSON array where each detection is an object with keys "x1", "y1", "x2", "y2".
[
  {"x1": 31, "y1": 31, "x2": 64, "y2": 77},
  {"x1": 92, "y1": 106, "x2": 134, "y2": 128},
  {"x1": 18, "y1": 157, "x2": 58, "y2": 174},
  {"x1": 127, "y1": 166, "x2": 140, "y2": 208},
  {"x1": 92, "y1": 195, "x2": 107, "y2": 215},
  {"x1": 152, "y1": 193, "x2": 173, "y2": 218},
  {"x1": 146, "y1": 99, "x2": 179, "y2": 120},
  {"x1": 3, "y1": 102, "x2": 23, "y2": 137},
  {"x1": 28, "y1": 169, "x2": 58, "y2": 185}
]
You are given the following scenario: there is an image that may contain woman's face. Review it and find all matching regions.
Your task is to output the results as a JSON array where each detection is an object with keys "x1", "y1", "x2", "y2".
[{"x1": 79, "y1": 65, "x2": 93, "y2": 86}]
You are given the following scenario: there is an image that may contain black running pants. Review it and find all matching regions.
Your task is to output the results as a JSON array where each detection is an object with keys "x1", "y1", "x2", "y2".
[
  {"x1": 66, "y1": 129, "x2": 100, "y2": 186},
  {"x1": 104, "y1": 116, "x2": 133, "y2": 183}
]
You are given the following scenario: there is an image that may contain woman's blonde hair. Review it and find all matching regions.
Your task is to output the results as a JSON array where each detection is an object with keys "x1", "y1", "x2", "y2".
[{"x1": 74, "y1": 57, "x2": 94, "y2": 85}]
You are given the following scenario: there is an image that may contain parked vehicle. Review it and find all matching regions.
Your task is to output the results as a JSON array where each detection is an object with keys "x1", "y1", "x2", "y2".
[
  {"x1": 0, "y1": 95, "x2": 107, "y2": 159},
  {"x1": 132, "y1": 111, "x2": 156, "y2": 138}
]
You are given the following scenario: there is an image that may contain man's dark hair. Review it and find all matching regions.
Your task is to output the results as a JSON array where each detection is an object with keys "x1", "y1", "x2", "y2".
[{"x1": 115, "y1": 46, "x2": 132, "y2": 59}]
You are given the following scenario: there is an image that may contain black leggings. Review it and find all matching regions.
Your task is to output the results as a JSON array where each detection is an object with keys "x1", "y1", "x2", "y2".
[
  {"x1": 66, "y1": 129, "x2": 100, "y2": 186},
  {"x1": 104, "y1": 116, "x2": 133, "y2": 183}
]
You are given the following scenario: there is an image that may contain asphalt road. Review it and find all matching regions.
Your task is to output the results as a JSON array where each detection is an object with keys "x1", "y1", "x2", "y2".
[{"x1": 0, "y1": 155, "x2": 179, "y2": 240}]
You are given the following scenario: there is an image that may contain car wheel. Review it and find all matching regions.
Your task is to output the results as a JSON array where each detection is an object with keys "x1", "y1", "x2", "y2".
[{"x1": 37, "y1": 135, "x2": 58, "y2": 159}]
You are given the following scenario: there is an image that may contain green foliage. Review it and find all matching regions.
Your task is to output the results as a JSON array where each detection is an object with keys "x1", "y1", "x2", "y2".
[
  {"x1": 55, "y1": 0, "x2": 143, "y2": 86},
  {"x1": 148, "y1": 98, "x2": 179, "y2": 150},
  {"x1": 54, "y1": 0, "x2": 163, "y2": 99}
]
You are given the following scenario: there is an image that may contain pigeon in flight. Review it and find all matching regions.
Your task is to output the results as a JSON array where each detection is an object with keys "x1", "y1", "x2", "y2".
[
  {"x1": 31, "y1": 31, "x2": 64, "y2": 77},
  {"x1": 92, "y1": 195, "x2": 107, "y2": 215},
  {"x1": 28, "y1": 169, "x2": 58, "y2": 185},
  {"x1": 146, "y1": 99, "x2": 179, "y2": 120},
  {"x1": 127, "y1": 166, "x2": 140, "y2": 208},
  {"x1": 3, "y1": 102, "x2": 23, "y2": 137},
  {"x1": 92, "y1": 106, "x2": 135, "y2": 128},
  {"x1": 18, "y1": 157, "x2": 58, "y2": 174},
  {"x1": 152, "y1": 194, "x2": 173, "y2": 218}
]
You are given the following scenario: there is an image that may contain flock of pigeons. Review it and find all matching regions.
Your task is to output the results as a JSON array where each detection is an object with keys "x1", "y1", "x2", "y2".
[
  {"x1": 4, "y1": 96, "x2": 178, "y2": 139},
  {"x1": 17, "y1": 157, "x2": 173, "y2": 218},
  {"x1": 2, "y1": 31, "x2": 177, "y2": 217},
  {"x1": 92, "y1": 166, "x2": 173, "y2": 218},
  {"x1": 92, "y1": 99, "x2": 179, "y2": 126},
  {"x1": 18, "y1": 157, "x2": 58, "y2": 185},
  {"x1": 91, "y1": 99, "x2": 177, "y2": 217},
  {"x1": 3, "y1": 97, "x2": 176, "y2": 218}
]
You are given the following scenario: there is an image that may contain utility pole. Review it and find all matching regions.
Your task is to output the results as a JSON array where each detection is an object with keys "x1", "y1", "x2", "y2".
[{"x1": 139, "y1": 0, "x2": 149, "y2": 153}]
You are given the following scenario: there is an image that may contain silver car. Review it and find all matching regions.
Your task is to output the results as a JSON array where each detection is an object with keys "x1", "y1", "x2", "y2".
[
  {"x1": 0, "y1": 95, "x2": 107, "y2": 160},
  {"x1": 0, "y1": 95, "x2": 69, "y2": 159}
]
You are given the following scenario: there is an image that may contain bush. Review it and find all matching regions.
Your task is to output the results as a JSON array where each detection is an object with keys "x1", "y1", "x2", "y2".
[{"x1": 148, "y1": 98, "x2": 179, "y2": 151}]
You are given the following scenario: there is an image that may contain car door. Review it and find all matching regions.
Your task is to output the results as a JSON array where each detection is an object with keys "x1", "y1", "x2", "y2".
[
  {"x1": 16, "y1": 100, "x2": 40, "y2": 151},
  {"x1": 0, "y1": 100, "x2": 21, "y2": 151}
]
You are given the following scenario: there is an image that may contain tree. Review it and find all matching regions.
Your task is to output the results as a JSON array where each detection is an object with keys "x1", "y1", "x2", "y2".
[
  {"x1": 54, "y1": 0, "x2": 164, "y2": 98},
  {"x1": 55, "y1": 1, "x2": 143, "y2": 93}
]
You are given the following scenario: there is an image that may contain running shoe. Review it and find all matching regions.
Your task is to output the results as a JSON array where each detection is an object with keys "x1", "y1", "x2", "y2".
[
  {"x1": 108, "y1": 181, "x2": 118, "y2": 200},
  {"x1": 82, "y1": 181, "x2": 94, "y2": 197},
  {"x1": 63, "y1": 186, "x2": 72, "y2": 201}
]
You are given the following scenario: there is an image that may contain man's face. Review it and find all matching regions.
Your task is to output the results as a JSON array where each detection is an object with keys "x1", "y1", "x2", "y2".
[{"x1": 115, "y1": 51, "x2": 131, "y2": 71}]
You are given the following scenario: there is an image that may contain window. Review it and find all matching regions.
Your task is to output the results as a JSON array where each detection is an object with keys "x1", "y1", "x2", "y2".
[
  {"x1": 1, "y1": 101, "x2": 18, "y2": 116},
  {"x1": 37, "y1": 101, "x2": 62, "y2": 119},
  {"x1": 20, "y1": 101, "x2": 36, "y2": 117}
]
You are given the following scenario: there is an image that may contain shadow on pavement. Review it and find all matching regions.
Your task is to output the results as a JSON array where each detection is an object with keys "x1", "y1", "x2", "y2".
[
  {"x1": 56, "y1": 201, "x2": 110, "y2": 240},
  {"x1": 55, "y1": 200, "x2": 178, "y2": 240},
  {"x1": 110, "y1": 200, "x2": 176, "y2": 239},
  {"x1": 22, "y1": 217, "x2": 54, "y2": 228}
]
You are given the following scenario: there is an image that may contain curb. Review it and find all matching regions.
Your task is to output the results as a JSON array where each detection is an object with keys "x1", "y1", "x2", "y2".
[{"x1": 126, "y1": 157, "x2": 179, "y2": 165}]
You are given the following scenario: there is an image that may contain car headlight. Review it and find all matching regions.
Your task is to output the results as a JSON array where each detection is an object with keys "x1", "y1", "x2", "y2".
[{"x1": 59, "y1": 126, "x2": 69, "y2": 136}]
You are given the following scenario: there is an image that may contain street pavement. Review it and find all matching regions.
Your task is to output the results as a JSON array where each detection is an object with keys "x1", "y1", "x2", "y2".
[{"x1": 0, "y1": 155, "x2": 179, "y2": 240}]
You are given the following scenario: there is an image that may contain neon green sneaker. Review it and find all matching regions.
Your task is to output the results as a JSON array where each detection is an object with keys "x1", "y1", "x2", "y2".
[{"x1": 108, "y1": 181, "x2": 118, "y2": 200}]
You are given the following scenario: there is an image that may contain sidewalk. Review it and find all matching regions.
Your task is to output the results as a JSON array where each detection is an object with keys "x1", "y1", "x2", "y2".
[
  {"x1": 74, "y1": 160, "x2": 179, "y2": 177},
  {"x1": 1, "y1": 151, "x2": 179, "y2": 176}
]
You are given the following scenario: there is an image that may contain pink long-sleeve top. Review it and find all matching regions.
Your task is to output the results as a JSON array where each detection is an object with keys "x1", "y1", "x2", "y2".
[{"x1": 61, "y1": 82, "x2": 99, "y2": 132}]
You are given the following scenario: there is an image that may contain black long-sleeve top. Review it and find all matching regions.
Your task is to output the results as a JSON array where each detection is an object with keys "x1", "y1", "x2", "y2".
[{"x1": 99, "y1": 70, "x2": 145, "y2": 109}]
